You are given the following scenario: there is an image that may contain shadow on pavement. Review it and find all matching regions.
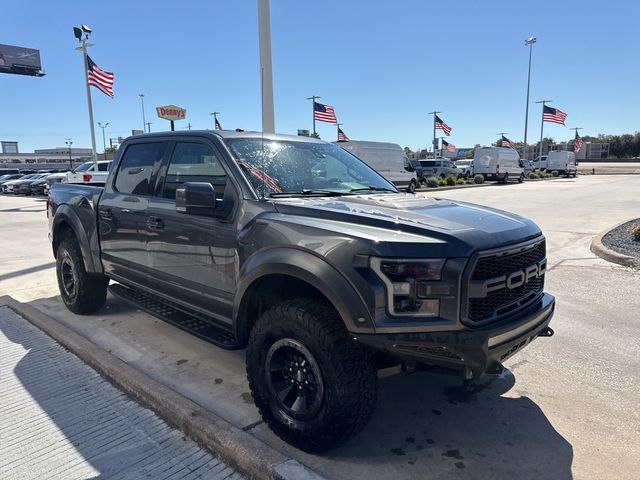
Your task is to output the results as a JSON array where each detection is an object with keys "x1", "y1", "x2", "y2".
[{"x1": 0, "y1": 262, "x2": 56, "y2": 282}]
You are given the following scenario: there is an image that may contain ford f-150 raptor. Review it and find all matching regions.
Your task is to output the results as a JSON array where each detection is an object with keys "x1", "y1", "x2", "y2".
[{"x1": 48, "y1": 130, "x2": 555, "y2": 452}]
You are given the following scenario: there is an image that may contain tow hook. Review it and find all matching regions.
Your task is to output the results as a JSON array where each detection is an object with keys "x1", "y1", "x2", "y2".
[{"x1": 538, "y1": 326, "x2": 554, "y2": 338}]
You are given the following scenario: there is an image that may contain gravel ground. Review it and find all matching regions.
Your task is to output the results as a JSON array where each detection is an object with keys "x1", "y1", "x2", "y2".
[{"x1": 602, "y1": 219, "x2": 640, "y2": 259}]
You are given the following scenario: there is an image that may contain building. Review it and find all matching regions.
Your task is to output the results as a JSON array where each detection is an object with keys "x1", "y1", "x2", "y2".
[{"x1": 0, "y1": 141, "x2": 94, "y2": 170}]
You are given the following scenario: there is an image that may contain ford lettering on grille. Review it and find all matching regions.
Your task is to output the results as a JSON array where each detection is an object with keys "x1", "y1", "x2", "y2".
[{"x1": 470, "y1": 259, "x2": 547, "y2": 298}]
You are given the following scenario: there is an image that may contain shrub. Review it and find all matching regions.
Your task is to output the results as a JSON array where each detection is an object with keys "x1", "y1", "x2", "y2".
[
  {"x1": 551, "y1": 170, "x2": 559, "y2": 177},
  {"x1": 465, "y1": 179, "x2": 474, "y2": 185},
  {"x1": 528, "y1": 172, "x2": 538, "y2": 179},
  {"x1": 438, "y1": 179, "x2": 447, "y2": 187},
  {"x1": 425, "y1": 176, "x2": 439, "y2": 188},
  {"x1": 473, "y1": 174, "x2": 485, "y2": 184},
  {"x1": 445, "y1": 175, "x2": 456, "y2": 186},
  {"x1": 630, "y1": 224, "x2": 640, "y2": 242},
  {"x1": 456, "y1": 178, "x2": 466, "y2": 185}
]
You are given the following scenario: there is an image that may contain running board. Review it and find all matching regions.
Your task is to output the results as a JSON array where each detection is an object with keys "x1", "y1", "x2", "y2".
[{"x1": 109, "y1": 283, "x2": 240, "y2": 350}]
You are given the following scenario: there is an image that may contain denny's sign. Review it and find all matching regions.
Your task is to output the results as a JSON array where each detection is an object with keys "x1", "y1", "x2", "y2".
[{"x1": 156, "y1": 105, "x2": 186, "y2": 130}]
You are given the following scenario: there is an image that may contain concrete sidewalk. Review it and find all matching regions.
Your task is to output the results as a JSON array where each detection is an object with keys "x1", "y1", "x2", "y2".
[{"x1": 0, "y1": 305, "x2": 243, "y2": 480}]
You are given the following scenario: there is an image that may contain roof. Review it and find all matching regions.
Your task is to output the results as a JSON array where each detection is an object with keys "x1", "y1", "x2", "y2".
[{"x1": 124, "y1": 130, "x2": 326, "y2": 144}]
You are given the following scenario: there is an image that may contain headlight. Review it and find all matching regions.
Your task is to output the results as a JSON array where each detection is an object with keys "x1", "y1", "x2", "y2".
[{"x1": 371, "y1": 258, "x2": 446, "y2": 317}]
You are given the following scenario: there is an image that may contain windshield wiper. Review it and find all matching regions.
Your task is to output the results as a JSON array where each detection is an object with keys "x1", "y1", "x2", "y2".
[
  {"x1": 349, "y1": 186, "x2": 397, "y2": 193},
  {"x1": 268, "y1": 189, "x2": 347, "y2": 198}
]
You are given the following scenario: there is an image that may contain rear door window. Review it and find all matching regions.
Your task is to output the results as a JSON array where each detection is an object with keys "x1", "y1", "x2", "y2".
[{"x1": 114, "y1": 142, "x2": 166, "y2": 195}]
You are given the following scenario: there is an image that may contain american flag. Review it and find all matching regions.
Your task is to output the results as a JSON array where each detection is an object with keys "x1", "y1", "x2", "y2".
[
  {"x1": 237, "y1": 160, "x2": 282, "y2": 193},
  {"x1": 337, "y1": 127, "x2": 349, "y2": 142},
  {"x1": 442, "y1": 139, "x2": 456, "y2": 153},
  {"x1": 574, "y1": 132, "x2": 584, "y2": 153},
  {"x1": 314, "y1": 102, "x2": 337, "y2": 123},
  {"x1": 435, "y1": 115, "x2": 452, "y2": 136},
  {"x1": 87, "y1": 56, "x2": 114, "y2": 98},
  {"x1": 543, "y1": 105, "x2": 567, "y2": 125},
  {"x1": 501, "y1": 135, "x2": 515, "y2": 149},
  {"x1": 215, "y1": 118, "x2": 222, "y2": 130}
]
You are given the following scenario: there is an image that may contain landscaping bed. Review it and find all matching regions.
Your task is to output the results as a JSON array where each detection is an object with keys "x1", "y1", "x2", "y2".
[{"x1": 602, "y1": 219, "x2": 640, "y2": 261}]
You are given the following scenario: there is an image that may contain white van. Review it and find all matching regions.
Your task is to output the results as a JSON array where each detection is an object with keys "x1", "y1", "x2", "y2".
[
  {"x1": 335, "y1": 140, "x2": 418, "y2": 192},
  {"x1": 532, "y1": 155, "x2": 547, "y2": 170},
  {"x1": 473, "y1": 147, "x2": 525, "y2": 184},
  {"x1": 546, "y1": 151, "x2": 578, "y2": 177}
]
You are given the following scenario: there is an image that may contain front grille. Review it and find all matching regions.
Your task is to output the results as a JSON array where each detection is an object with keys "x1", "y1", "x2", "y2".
[
  {"x1": 466, "y1": 240, "x2": 546, "y2": 325},
  {"x1": 471, "y1": 240, "x2": 545, "y2": 280}
]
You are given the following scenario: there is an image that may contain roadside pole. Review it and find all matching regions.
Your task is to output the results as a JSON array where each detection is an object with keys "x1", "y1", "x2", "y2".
[
  {"x1": 536, "y1": 100, "x2": 552, "y2": 161},
  {"x1": 257, "y1": 0, "x2": 275, "y2": 133},
  {"x1": 523, "y1": 37, "x2": 536, "y2": 159},
  {"x1": 78, "y1": 36, "x2": 98, "y2": 166},
  {"x1": 139, "y1": 94, "x2": 147, "y2": 132},
  {"x1": 307, "y1": 95, "x2": 320, "y2": 137}
]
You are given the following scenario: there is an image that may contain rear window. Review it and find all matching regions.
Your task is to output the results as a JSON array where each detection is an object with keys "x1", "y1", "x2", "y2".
[
  {"x1": 114, "y1": 142, "x2": 165, "y2": 195},
  {"x1": 420, "y1": 160, "x2": 436, "y2": 167}
]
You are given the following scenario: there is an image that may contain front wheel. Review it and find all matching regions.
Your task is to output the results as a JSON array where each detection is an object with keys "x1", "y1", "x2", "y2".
[
  {"x1": 56, "y1": 237, "x2": 109, "y2": 314},
  {"x1": 246, "y1": 298, "x2": 377, "y2": 453},
  {"x1": 406, "y1": 179, "x2": 417, "y2": 194},
  {"x1": 518, "y1": 173, "x2": 524, "y2": 183}
]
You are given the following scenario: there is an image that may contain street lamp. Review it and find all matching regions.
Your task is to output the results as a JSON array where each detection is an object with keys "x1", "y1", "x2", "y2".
[
  {"x1": 64, "y1": 138, "x2": 73, "y2": 170},
  {"x1": 98, "y1": 122, "x2": 109, "y2": 160},
  {"x1": 523, "y1": 36, "x2": 537, "y2": 160},
  {"x1": 139, "y1": 94, "x2": 147, "y2": 132}
]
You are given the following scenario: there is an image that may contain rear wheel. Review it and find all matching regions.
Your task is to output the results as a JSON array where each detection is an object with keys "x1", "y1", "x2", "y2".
[
  {"x1": 56, "y1": 237, "x2": 109, "y2": 314},
  {"x1": 246, "y1": 298, "x2": 377, "y2": 453}
]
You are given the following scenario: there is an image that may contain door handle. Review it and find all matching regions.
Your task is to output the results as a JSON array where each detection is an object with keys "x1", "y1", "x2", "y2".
[
  {"x1": 99, "y1": 208, "x2": 112, "y2": 220},
  {"x1": 147, "y1": 216, "x2": 165, "y2": 230}
]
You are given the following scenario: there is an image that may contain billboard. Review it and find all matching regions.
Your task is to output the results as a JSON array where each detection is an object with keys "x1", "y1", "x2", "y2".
[{"x1": 0, "y1": 44, "x2": 44, "y2": 77}]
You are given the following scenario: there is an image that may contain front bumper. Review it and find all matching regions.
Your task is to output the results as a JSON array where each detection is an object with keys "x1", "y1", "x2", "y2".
[{"x1": 356, "y1": 293, "x2": 555, "y2": 379}]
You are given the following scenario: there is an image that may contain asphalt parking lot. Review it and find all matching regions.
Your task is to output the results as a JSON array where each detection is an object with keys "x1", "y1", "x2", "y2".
[{"x1": 1, "y1": 175, "x2": 639, "y2": 480}]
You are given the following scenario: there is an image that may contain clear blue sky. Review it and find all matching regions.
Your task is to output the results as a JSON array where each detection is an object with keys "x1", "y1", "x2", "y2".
[{"x1": 2, "y1": 0, "x2": 639, "y2": 152}]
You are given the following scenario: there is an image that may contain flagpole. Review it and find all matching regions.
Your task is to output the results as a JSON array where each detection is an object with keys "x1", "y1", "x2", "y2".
[
  {"x1": 81, "y1": 37, "x2": 98, "y2": 165},
  {"x1": 428, "y1": 111, "x2": 440, "y2": 158},
  {"x1": 334, "y1": 122, "x2": 342, "y2": 141},
  {"x1": 210, "y1": 111, "x2": 220, "y2": 129},
  {"x1": 570, "y1": 127, "x2": 583, "y2": 153},
  {"x1": 307, "y1": 95, "x2": 320, "y2": 137},
  {"x1": 536, "y1": 100, "x2": 552, "y2": 163}
]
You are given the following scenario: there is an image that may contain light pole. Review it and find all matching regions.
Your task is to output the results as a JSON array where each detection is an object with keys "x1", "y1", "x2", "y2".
[
  {"x1": 65, "y1": 138, "x2": 73, "y2": 170},
  {"x1": 139, "y1": 94, "x2": 147, "y2": 132},
  {"x1": 145, "y1": 122, "x2": 152, "y2": 133},
  {"x1": 257, "y1": 0, "x2": 275, "y2": 133},
  {"x1": 98, "y1": 122, "x2": 109, "y2": 160},
  {"x1": 523, "y1": 36, "x2": 536, "y2": 160}
]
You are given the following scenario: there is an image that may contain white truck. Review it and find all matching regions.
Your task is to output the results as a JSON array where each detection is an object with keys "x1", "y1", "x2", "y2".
[
  {"x1": 335, "y1": 140, "x2": 418, "y2": 193},
  {"x1": 546, "y1": 151, "x2": 578, "y2": 177},
  {"x1": 473, "y1": 147, "x2": 525, "y2": 184},
  {"x1": 66, "y1": 160, "x2": 112, "y2": 185}
]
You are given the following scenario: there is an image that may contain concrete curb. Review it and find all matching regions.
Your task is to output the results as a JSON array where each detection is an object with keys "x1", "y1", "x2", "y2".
[
  {"x1": 590, "y1": 219, "x2": 640, "y2": 269},
  {"x1": 417, "y1": 183, "x2": 491, "y2": 192},
  {"x1": 0, "y1": 296, "x2": 324, "y2": 480}
]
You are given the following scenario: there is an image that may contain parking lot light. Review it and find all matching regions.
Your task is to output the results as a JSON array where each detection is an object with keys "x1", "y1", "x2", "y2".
[{"x1": 523, "y1": 36, "x2": 537, "y2": 160}]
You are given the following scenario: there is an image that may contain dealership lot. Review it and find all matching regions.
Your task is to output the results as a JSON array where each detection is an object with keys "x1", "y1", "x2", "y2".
[{"x1": 1, "y1": 175, "x2": 639, "y2": 479}]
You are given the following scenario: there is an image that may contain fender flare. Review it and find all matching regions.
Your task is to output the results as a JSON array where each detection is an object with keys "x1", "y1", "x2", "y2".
[
  {"x1": 233, "y1": 247, "x2": 374, "y2": 342},
  {"x1": 52, "y1": 205, "x2": 101, "y2": 274}
]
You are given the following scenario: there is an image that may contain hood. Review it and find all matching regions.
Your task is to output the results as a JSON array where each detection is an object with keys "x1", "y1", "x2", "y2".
[{"x1": 271, "y1": 193, "x2": 541, "y2": 254}]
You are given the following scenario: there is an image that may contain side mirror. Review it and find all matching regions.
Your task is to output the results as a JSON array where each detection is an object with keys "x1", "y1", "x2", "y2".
[{"x1": 176, "y1": 182, "x2": 217, "y2": 216}]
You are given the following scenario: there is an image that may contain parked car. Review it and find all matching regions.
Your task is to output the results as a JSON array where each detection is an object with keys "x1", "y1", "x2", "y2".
[
  {"x1": 419, "y1": 159, "x2": 462, "y2": 179},
  {"x1": 49, "y1": 130, "x2": 555, "y2": 453},
  {"x1": 66, "y1": 160, "x2": 112, "y2": 185},
  {"x1": 335, "y1": 140, "x2": 418, "y2": 193},
  {"x1": 30, "y1": 176, "x2": 51, "y2": 196},
  {"x1": 44, "y1": 173, "x2": 68, "y2": 196},
  {"x1": 546, "y1": 151, "x2": 578, "y2": 177},
  {"x1": 408, "y1": 159, "x2": 426, "y2": 184},
  {"x1": 14, "y1": 173, "x2": 49, "y2": 195},
  {"x1": 473, "y1": 147, "x2": 525, "y2": 183},
  {"x1": 0, "y1": 168, "x2": 21, "y2": 176},
  {"x1": 1, "y1": 174, "x2": 39, "y2": 193},
  {"x1": 454, "y1": 159, "x2": 474, "y2": 178},
  {"x1": 0, "y1": 173, "x2": 24, "y2": 187},
  {"x1": 532, "y1": 155, "x2": 548, "y2": 171}
]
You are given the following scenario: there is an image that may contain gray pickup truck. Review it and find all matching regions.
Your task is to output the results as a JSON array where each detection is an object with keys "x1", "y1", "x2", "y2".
[{"x1": 48, "y1": 130, "x2": 555, "y2": 452}]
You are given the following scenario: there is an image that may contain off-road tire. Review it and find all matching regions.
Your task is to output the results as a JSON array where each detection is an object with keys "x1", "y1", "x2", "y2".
[
  {"x1": 246, "y1": 298, "x2": 377, "y2": 453},
  {"x1": 56, "y1": 237, "x2": 109, "y2": 314}
]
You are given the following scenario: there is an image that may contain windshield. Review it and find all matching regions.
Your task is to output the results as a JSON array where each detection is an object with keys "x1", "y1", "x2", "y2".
[
  {"x1": 73, "y1": 162, "x2": 93, "y2": 172},
  {"x1": 224, "y1": 138, "x2": 397, "y2": 197}
]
